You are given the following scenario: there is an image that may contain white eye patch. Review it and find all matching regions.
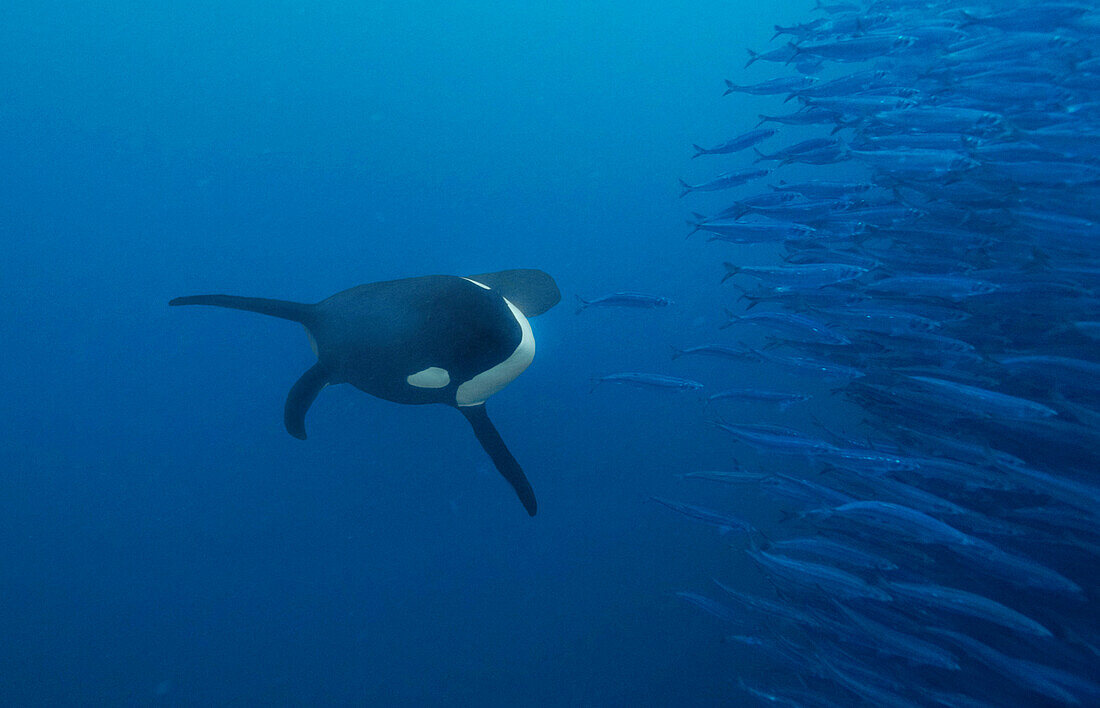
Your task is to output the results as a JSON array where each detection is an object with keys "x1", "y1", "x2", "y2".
[{"x1": 406, "y1": 367, "x2": 451, "y2": 388}]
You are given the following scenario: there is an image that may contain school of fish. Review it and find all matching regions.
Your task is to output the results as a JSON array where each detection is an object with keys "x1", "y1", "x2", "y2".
[{"x1": 595, "y1": 0, "x2": 1100, "y2": 704}]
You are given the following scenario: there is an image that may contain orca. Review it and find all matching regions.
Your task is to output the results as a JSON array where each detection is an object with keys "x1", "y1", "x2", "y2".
[{"x1": 170, "y1": 269, "x2": 560, "y2": 516}]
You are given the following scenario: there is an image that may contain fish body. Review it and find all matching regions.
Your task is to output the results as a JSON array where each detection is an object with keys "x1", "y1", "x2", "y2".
[
  {"x1": 575, "y1": 292, "x2": 672, "y2": 312},
  {"x1": 886, "y1": 582, "x2": 1052, "y2": 637},
  {"x1": 671, "y1": 344, "x2": 760, "y2": 361},
  {"x1": 651, "y1": 497, "x2": 756, "y2": 534},
  {"x1": 692, "y1": 128, "x2": 778, "y2": 158},
  {"x1": 926, "y1": 629, "x2": 1084, "y2": 705},
  {"x1": 802, "y1": 95, "x2": 915, "y2": 116},
  {"x1": 707, "y1": 388, "x2": 811, "y2": 408},
  {"x1": 746, "y1": 198, "x2": 852, "y2": 222},
  {"x1": 771, "y1": 180, "x2": 873, "y2": 199},
  {"x1": 757, "y1": 107, "x2": 843, "y2": 126},
  {"x1": 814, "y1": 306, "x2": 940, "y2": 334},
  {"x1": 867, "y1": 106, "x2": 1006, "y2": 135},
  {"x1": 712, "y1": 422, "x2": 837, "y2": 455},
  {"x1": 789, "y1": 69, "x2": 890, "y2": 99},
  {"x1": 722, "y1": 310, "x2": 852, "y2": 345},
  {"x1": 681, "y1": 470, "x2": 769, "y2": 485},
  {"x1": 679, "y1": 169, "x2": 770, "y2": 196},
  {"x1": 724, "y1": 76, "x2": 818, "y2": 96},
  {"x1": 866, "y1": 275, "x2": 999, "y2": 301},
  {"x1": 760, "y1": 473, "x2": 855, "y2": 508},
  {"x1": 791, "y1": 34, "x2": 917, "y2": 62},
  {"x1": 830, "y1": 604, "x2": 959, "y2": 670},
  {"x1": 905, "y1": 376, "x2": 1058, "y2": 420},
  {"x1": 758, "y1": 350, "x2": 866, "y2": 380},
  {"x1": 694, "y1": 219, "x2": 817, "y2": 243},
  {"x1": 593, "y1": 373, "x2": 703, "y2": 391},
  {"x1": 807, "y1": 501, "x2": 982, "y2": 548},
  {"x1": 675, "y1": 592, "x2": 739, "y2": 624},
  {"x1": 957, "y1": 5, "x2": 1090, "y2": 32},
  {"x1": 850, "y1": 148, "x2": 978, "y2": 173},
  {"x1": 709, "y1": 191, "x2": 798, "y2": 220},
  {"x1": 769, "y1": 538, "x2": 898, "y2": 572},
  {"x1": 744, "y1": 45, "x2": 800, "y2": 67},
  {"x1": 746, "y1": 548, "x2": 894, "y2": 601},
  {"x1": 722, "y1": 262, "x2": 866, "y2": 291},
  {"x1": 712, "y1": 579, "x2": 821, "y2": 627}
]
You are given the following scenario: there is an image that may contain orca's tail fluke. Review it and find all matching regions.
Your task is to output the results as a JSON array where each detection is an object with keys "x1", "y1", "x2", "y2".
[
  {"x1": 459, "y1": 404, "x2": 538, "y2": 516},
  {"x1": 169, "y1": 294, "x2": 315, "y2": 324}
]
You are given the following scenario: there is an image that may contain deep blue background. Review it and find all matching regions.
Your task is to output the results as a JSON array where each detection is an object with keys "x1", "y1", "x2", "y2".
[{"x1": 0, "y1": 1, "x2": 812, "y2": 704}]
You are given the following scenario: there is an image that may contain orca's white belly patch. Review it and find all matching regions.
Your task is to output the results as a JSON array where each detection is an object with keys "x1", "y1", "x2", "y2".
[{"x1": 456, "y1": 298, "x2": 534, "y2": 406}]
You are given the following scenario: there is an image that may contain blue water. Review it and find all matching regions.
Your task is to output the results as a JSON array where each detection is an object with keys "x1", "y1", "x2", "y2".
[
  {"x1": 0, "y1": 1, "x2": 814, "y2": 704},
  {"x1": 5, "y1": 1, "x2": 1100, "y2": 705}
]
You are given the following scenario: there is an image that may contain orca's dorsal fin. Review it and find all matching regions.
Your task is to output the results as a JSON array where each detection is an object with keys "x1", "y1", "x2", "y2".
[
  {"x1": 284, "y1": 363, "x2": 329, "y2": 440},
  {"x1": 465, "y1": 269, "x2": 561, "y2": 317}
]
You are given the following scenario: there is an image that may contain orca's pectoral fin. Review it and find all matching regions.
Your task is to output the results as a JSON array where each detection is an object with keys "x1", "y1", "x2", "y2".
[
  {"x1": 459, "y1": 404, "x2": 538, "y2": 516},
  {"x1": 284, "y1": 363, "x2": 329, "y2": 440}
]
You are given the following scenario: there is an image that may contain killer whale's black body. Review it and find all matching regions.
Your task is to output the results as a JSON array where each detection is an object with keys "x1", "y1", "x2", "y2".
[{"x1": 171, "y1": 269, "x2": 560, "y2": 516}]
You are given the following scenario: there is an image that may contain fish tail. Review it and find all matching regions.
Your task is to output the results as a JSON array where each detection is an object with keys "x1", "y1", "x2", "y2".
[
  {"x1": 678, "y1": 178, "x2": 693, "y2": 198},
  {"x1": 752, "y1": 147, "x2": 769, "y2": 163},
  {"x1": 744, "y1": 49, "x2": 759, "y2": 67},
  {"x1": 691, "y1": 144, "x2": 706, "y2": 159},
  {"x1": 785, "y1": 41, "x2": 800, "y2": 64},
  {"x1": 685, "y1": 213, "x2": 707, "y2": 239},
  {"x1": 721, "y1": 262, "x2": 742, "y2": 284},
  {"x1": 574, "y1": 294, "x2": 590, "y2": 314},
  {"x1": 723, "y1": 79, "x2": 736, "y2": 96}
]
